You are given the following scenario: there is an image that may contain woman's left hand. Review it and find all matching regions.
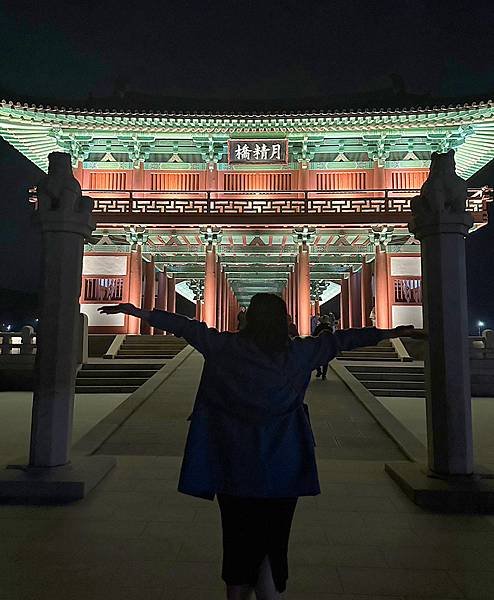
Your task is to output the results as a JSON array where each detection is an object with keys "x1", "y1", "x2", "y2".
[{"x1": 98, "y1": 303, "x2": 139, "y2": 316}]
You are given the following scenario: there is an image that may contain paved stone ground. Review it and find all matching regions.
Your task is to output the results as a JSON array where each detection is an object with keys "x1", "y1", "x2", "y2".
[
  {"x1": 378, "y1": 395, "x2": 494, "y2": 465},
  {"x1": 1, "y1": 351, "x2": 494, "y2": 599},
  {"x1": 0, "y1": 391, "x2": 128, "y2": 464}
]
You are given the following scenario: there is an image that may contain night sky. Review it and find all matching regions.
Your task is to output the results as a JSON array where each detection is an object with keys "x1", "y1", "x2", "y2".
[{"x1": 1, "y1": 0, "x2": 493, "y2": 331}]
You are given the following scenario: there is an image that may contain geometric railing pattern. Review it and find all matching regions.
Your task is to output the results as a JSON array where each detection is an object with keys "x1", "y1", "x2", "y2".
[{"x1": 84, "y1": 188, "x2": 490, "y2": 217}]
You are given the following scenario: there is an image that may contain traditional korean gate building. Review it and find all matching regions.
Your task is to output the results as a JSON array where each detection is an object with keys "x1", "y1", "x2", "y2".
[{"x1": 0, "y1": 99, "x2": 492, "y2": 335}]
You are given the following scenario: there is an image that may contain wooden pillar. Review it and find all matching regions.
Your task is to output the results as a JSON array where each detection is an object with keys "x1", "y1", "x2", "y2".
[
  {"x1": 216, "y1": 265, "x2": 223, "y2": 331},
  {"x1": 141, "y1": 258, "x2": 155, "y2": 334},
  {"x1": 195, "y1": 297, "x2": 201, "y2": 320},
  {"x1": 155, "y1": 269, "x2": 168, "y2": 334},
  {"x1": 297, "y1": 244, "x2": 311, "y2": 336},
  {"x1": 314, "y1": 299, "x2": 320, "y2": 315},
  {"x1": 375, "y1": 246, "x2": 390, "y2": 328},
  {"x1": 127, "y1": 247, "x2": 142, "y2": 334},
  {"x1": 167, "y1": 274, "x2": 176, "y2": 315},
  {"x1": 361, "y1": 257, "x2": 373, "y2": 327},
  {"x1": 204, "y1": 245, "x2": 217, "y2": 327},
  {"x1": 349, "y1": 268, "x2": 362, "y2": 328},
  {"x1": 292, "y1": 260, "x2": 298, "y2": 325},
  {"x1": 373, "y1": 162, "x2": 386, "y2": 189},
  {"x1": 340, "y1": 277, "x2": 349, "y2": 329},
  {"x1": 133, "y1": 163, "x2": 145, "y2": 190}
]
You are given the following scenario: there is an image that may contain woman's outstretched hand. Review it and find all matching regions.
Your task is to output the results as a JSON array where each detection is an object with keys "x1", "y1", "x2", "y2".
[{"x1": 98, "y1": 303, "x2": 140, "y2": 316}]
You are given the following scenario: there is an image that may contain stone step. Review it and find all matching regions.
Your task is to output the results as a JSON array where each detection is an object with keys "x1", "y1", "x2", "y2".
[
  {"x1": 114, "y1": 354, "x2": 169, "y2": 360},
  {"x1": 369, "y1": 388, "x2": 427, "y2": 397},
  {"x1": 350, "y1": 372, "x2": 425, "y2": 382},
  {"x1": 347, "y1": 365, "x2": 424, "y2": 374},
  {"x1": 78, "y1": 369, "x2": 158, "y2": 378},
  {"x1": 360, "y1": 379, "x2": 425, "y2": 390},
  {"x1": 75, "y1": 386, "x2": 139, "y2": 394},
  {"x1": 76, "y1": 377, "x2": 149, "y2": 386},
  {"x1": 117, "y1": 350, "x2": 177, "y2": 356},
  {"x1": 339, "y1": 353, "x2": 400, "y2": 360},
  {"x1": 119, "y1": 344, "x2": 183, "y2": 354},
  {"x1": 80, "y1": 363, "x2": 161, "y2": 371}
]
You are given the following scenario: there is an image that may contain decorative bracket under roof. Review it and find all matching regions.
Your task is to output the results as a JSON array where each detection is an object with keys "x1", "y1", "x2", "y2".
[
  {"x1": 370, "y1": 226, "x2": 393, "y2": 249},
  {"x1": 125, "y1": 226, "x2": 149, "y2": 248},
  {"x1": 292, "y1": 226, "x2": 316, "y2": 246},
  {"x1": 127, "y1": 136, "x2": 152, "y2": 168},
  {"x1": 194, "y1": 136, "x2": 227, "y2": 167},
  {"x1": 290, "y1": 135, "x2": 323, "y2": 165},
  {"x1": 200, "y1": 226, "x2": 222, "y2": 246}
]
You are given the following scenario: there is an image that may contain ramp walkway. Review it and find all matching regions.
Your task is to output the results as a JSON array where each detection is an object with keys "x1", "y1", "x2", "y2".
[{"x1": 0, "y1": 349, "x2": 493, "y2": 599}]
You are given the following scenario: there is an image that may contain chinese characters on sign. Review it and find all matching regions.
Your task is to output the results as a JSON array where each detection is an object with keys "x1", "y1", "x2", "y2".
[{"x1": 228, "y1": 140, "x2": 288, "y2": 164}]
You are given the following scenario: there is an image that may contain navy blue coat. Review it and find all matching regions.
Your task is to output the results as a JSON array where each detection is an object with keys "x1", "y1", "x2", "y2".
[{"x1": 149, "y1": 310, "x2": 385, "y2": 500}]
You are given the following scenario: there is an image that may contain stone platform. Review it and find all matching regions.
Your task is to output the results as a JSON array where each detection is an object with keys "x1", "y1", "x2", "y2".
[{"x1": 0, "y1": 351, "x2": 493, "y2": 598}]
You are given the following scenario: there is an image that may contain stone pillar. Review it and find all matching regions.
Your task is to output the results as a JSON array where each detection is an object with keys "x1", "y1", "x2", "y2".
[
  {"x1": 361, "y1": 257, "x2": 373, "y2": 327},
  {"x1": 297, "y1": 244, "x2": 311, "y2": 336},
  {"x1": 409, "y1": 151, "x2": 474, "y2": 476},
  {"x1": 29, "y1": 152, "x2": 94, "y2": 467},
  {"x1": 141, "y1": 258, "x2": 155, "y2": 335},
  {"x1": 127, "y1": 246, "x2": 143, "y2": 334},
  {"x1": 340, "y1": 277, "x2": 349, "y2": 329},
  {"x1": 375, "y1": 246, "x2": 390, "y2": 328},
  {"x1": 167, "y1": 275, "x2": 176, "y2": 315},
  {"x1": 204, "y1": 244, "x2": 217, "y2": 327}
]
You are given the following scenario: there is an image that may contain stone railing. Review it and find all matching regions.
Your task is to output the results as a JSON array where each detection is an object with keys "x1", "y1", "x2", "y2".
[
  {"x1": 0, "y1": 326, "x2": 36, "y2": 356},
  {"x1": 470, "y1": 331, "x2": 494, "y2": 359}
]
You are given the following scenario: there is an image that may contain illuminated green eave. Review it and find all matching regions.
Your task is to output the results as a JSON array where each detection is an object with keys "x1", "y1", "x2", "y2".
[{"x1": 1, "y1": 98, "x2": 494, "y2": 178}]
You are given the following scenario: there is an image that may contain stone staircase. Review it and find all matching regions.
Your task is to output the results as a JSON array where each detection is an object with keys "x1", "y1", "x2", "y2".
[
  {"x1": 338, "y1": 339, "x2": 400, "y2": 361},
  {"x1": 75, "y1": 335, "x2": 188, "y2": 393},
  {"x1": 345, "y1": 363, "x2": 426, "y2": 397},
  {"x1": 75, "y1": 362, "x2": 163, "y2": 394},
  {"x1": 116, "y1": 335, "x2": 187, "y2": 360}
]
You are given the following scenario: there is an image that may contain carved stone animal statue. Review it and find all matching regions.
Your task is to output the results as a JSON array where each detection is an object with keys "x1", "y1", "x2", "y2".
[
  {"x1": 37, "y1": 152, "x2": 86, "y2": 214},
  {"x1": 411, "y1": 150, "x2": 467, "y2": 218}
]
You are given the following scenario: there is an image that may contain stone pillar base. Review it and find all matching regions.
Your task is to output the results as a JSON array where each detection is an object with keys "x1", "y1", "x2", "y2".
[
  {"x1": 0, "y1": 456, "x2": 116, "y2": 504},
  {"x1": 385, "y1": 461, "x2": 494, "y2": 513}
]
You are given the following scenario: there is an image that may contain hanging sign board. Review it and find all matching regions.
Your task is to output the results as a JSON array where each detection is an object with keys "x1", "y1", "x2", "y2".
[{"x1": 228, "y1": 139, "x2": 288, "y2": 164}]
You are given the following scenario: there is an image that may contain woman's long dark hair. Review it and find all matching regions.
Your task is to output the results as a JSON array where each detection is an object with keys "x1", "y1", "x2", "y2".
[{"x1": 240, "y1": 293, "x2": 289, "y2": 354}]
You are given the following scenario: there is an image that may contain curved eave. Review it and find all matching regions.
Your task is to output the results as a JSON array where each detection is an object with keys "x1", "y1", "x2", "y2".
[{"x1": 1, "y1": 99, "x2": 494, "y2": 177}]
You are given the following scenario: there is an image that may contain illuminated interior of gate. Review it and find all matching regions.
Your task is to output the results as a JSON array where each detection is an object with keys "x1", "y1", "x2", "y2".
[{"x1": 0, "y1": 99, "x2": 492, "y2": 335}]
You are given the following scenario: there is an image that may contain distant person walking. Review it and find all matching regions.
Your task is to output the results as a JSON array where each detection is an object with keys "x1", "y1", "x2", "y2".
[
  {"x1": 287, "y1": 314, "x2": 299, "y2": 337},
  {"x1": 237, "y1": 306, "x2": 247, "y2": 330},
  {"x1": 310, "y1": 312, "x2": 320, "y2": 335},
  {"x1": 100, "y1": 296, "x2": 417, "y2": 600},
  {"x1": 313, "y1": 314, "x2": 335, "y2": 380}
]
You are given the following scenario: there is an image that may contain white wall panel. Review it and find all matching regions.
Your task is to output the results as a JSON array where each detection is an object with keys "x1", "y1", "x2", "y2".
[
  {"x1": 81, "y1": 304, "x2": 125, "y2": 326},
  {"x1": 390, "y1": 256, "x2": 421, "y2": 277},
  {"x1": 392, "y1": 305, "x2": 423, "y2": 328},
  {"x1": 83, "y1": 255, "x2": 127, "y2": 276}
]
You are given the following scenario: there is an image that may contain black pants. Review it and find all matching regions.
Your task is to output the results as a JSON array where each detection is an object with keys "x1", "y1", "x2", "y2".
[{"x1": 217, "y1": 494, "x2": 298, "y2": 593}]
